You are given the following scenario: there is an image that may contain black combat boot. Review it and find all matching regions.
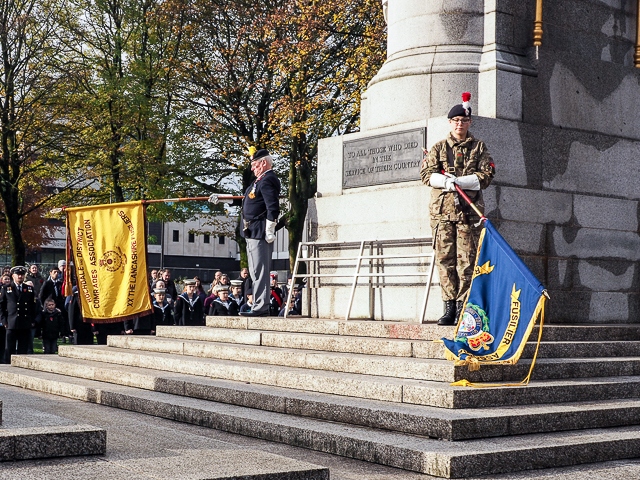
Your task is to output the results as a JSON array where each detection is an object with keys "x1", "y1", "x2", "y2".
[
  {"x1": 455, "y1": 301, "x2": 464, "y2": 322},
  {"x1": 437, "y1": 300, "x2": 457, "y2": 326}
]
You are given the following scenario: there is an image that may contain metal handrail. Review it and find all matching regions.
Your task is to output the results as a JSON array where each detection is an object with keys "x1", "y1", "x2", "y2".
[{"x1": 285, "y1": 238, "x2": 435, "y2": 323}]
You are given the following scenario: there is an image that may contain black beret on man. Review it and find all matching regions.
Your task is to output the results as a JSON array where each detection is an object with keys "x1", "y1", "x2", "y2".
[{"x1": 251, "y1": 148, "x2": 270, "y2": 161}]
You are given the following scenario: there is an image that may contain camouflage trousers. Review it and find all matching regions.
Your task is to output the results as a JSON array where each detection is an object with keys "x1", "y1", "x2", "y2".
[{"x1": 433, "y1": 220, "x2": 483, "y2": 302}]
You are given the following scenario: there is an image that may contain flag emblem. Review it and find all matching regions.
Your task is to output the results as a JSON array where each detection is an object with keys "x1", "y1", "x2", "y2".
[
  {"x1": 99, "y1": 247, "x2": 127, "y2": 273},
  {"x1": 457, "y1": 304, "x2": 495, "y2": 352}
]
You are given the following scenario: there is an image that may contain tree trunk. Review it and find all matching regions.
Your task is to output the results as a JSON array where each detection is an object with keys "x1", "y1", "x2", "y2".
[
  {"x1": 287, "y1": 135, "x2": 314, "y2": 280},
  {"x1": 3, "y1": 189, "x2": 25, "y2": 266}
]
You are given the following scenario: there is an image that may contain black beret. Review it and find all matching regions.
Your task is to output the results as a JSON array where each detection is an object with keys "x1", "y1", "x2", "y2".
[
  {"x1": 447, "y1": 92, "x2": 472, "y2": 119},
  {"x1": 251, "y1": 149, "x2": 270, "y2": 161}
]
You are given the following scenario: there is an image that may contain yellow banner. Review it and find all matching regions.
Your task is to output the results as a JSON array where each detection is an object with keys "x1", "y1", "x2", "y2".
[{"x1": 66, "y1": 201, "x2": 152, "y2": 322}]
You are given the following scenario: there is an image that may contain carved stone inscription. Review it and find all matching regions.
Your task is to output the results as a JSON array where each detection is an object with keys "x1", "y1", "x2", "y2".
[{"x1": 343, "y1": 128, "x2": 425, "y2": 188}]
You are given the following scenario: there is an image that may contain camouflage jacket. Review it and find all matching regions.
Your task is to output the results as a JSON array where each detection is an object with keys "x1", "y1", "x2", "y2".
[{"x1": 420, "y1": 132, "x2": 495, "y2": 223}]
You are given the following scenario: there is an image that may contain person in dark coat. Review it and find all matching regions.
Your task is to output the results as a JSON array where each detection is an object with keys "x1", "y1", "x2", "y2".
[
  {"x1": 269, "y1": 273, "x2": 284, "y2": 316},
  {"x1": 229, "y1": 280, "x2": 244, "y2": 309},
  {"x1": 92, "y1": 321, "x2": 124, "y2": 345},
  {"x1": 210, "y1": 148, "x2": 280, "y2": 317},
  {"x1": 152, "y1": 288, "x2": 174, "y2": 329},
  {"x1": 124, "y1": 313, "x2": 155, "y2": 336},
  {"x1": 160, "y1": 269, "x2": 178, "y2": 301},
  {"x1": 25, "y1": 264, "x2": 44, "y2": 298},
  {"x1": 40, "y1": 297, "x2": 65, "y2": 354},
  {"x1": 174, "y1": 279, "x2": 204, "y2": 326},
  {"x1": 1, "y1": 266, "x2": 40, "y2": 363},
  {"x1": 66, "y1": 286, "x2": 94, "y2": 345},
  {"x1": 209, "y1": 285, "x2": 239, "y2": 316},
  {"x1": 39, "y1": 267, "x2": 64, "y2": 307}
]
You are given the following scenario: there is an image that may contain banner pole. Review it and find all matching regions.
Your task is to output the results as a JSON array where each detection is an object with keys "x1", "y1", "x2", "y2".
[
  {"x1": 49, "y1": 196, "x2": 245, "y2": 214},
  {"x1": 142, "y1": 195, "x2": 244, "y2": 204},
  {"x1": 451, "y1": 183, "x2": 486, "y2": 220}
]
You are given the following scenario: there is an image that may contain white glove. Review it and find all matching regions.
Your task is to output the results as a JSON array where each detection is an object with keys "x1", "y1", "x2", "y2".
[
  {"x1": 443, "y1": 176, "x2": 458, "y2": 192},
  {"x1": 455, "y1": 174, "x2": 480, "y2": 191},
  {"x1": 429, "y1": 173, "x2": 447, "y2": 189},
  {"x1": 265, "y1": 220, "x2": 277, "y2": 243}
]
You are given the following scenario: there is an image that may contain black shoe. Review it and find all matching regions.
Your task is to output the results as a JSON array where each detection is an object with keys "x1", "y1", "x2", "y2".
[
  {"x1": 437, "y1": 300, "x2": 457, "y2": 326},
  {"x1": 239, "y1": 310, "x2": 269, "y2": 317}
]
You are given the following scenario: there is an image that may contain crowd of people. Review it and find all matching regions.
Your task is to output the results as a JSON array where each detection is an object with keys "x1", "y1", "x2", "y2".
[
  {"x1": 0, "y1": 263, "x2": 303, "y2": 364},
  {"x1": 147, "y1": 267, "x2": 303, "y2": 327}
]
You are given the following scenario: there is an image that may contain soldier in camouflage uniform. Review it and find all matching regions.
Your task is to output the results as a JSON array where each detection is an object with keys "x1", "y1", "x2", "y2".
[{"x1": 420, "y1": 93, "x2": 495, "y2": 325}]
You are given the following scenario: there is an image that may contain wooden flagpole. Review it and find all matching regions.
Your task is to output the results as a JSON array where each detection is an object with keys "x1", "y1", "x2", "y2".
[{"x1": 49, "y1": 195, "x2": 244, "y2": 214}]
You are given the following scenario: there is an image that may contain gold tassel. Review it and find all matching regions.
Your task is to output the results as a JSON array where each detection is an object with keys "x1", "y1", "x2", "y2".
[
  {"x1": 467, "y1": 357, "x2": 481, "y2": 371},
  {"x1": 450, "y1": 379, "x2": 472, "y2": 387}
]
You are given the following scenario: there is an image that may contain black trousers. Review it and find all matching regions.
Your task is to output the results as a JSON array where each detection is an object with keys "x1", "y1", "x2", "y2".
[{"x1": 4, "y1": 328, "x2": 30, "y2": 364}]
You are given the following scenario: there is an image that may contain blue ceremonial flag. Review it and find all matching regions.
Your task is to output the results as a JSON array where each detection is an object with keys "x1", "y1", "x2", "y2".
[{"x1": 442, "y1": 219, "x2": 547, "y2": 371}]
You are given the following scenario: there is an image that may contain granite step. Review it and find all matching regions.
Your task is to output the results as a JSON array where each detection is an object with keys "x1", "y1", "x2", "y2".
[
  {"x1": 9, "y1": 354, "x2": 640, "y2": 442},
  {"x1": 203, "y1": 317, "x2": 640, "y2": 342},
  {"x1": 103, "y1": 335, "x2": 463, "y2": 383},
  {"x1": 48, "y1": 344, "x2": 640, "y2": 409},
  {"x1": 103, "y1": 333, "x2": 640, "y2": 383},
  {"x1": 412, "y1": 340, "x2": 640, "y2": 359},
  {"x1": 0, "y1": 424, "x2": 106, "y2": 461},
  {"x1": 3, "y1": 365, "x2": 640, "y2": 478},
  {"x1": 157, "y1": 326, "x2": 640, "y2": 360}
]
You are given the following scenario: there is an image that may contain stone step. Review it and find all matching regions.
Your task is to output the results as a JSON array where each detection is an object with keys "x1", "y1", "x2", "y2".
[
  {"x1": 48, "y1": 344, "x2": 640, "y2": 409},
  {"x1": 56, "y1": 343, "x2": 433, "y2": 404},
  {"x1": 0, "y1": 424, "x2": 106, "y2": 461},
  {"x1": 9, "y1": 354, "x2": 640, "y2": 442},
  {"x1": 157, "y1": 326, "x2": 640, "y2": 360},
  {"x1": 203, "y1": 317, "x2": 640, "y2": 342},
  {"x1": 412, "y1": 340, "x2": 640, "y2": 360},
  {"x1": 104, "y1": 335, "x2": 461, "y2": 383},
  {"x1": 2, "y1": 365, "x2": 640, "y2": 479},
  {"x1": 104, "y1": 333, "x2": 640, "y2": 383}
]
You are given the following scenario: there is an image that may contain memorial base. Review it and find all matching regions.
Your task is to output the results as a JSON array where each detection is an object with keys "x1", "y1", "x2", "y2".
[{"x1": 311, "y1": 115, "x2": 640, "y2": 323}]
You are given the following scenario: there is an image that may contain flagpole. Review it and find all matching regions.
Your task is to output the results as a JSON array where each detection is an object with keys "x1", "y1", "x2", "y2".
[
  {"x1": 142, "y1": 195, "x2": 244, "y2": 205},
  {"x1": 451, "y1": 184, "x2": 486, "y2": 220},
  {"x1": 49, "y1": 195, "x2": 244, "y2": 214}
]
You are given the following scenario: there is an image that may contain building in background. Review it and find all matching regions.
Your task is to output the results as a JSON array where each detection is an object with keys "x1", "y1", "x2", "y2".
[{"x1": 22, "y1": 215, "x2": 290, "y2": 284}]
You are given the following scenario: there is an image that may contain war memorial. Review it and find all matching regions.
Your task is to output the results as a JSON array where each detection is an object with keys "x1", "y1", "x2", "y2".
[{"x1": 2, "y1": 1, "x2": 640, "y2": 478}]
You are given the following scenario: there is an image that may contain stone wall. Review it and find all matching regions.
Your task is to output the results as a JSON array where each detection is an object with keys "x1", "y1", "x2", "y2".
[{"x1": 310, "y1": 0, "x2": 640, "y2": 323}]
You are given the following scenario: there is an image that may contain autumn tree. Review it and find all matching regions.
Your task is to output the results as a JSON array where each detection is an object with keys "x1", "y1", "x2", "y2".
[
  {"x1": 267, "y1": 0, "x2": 386, "y2": 269},
  {"x1": 56, "y1": 0, "x2": 189, "y2": 210},
  {"x1": 175, "y1": 0, "x2": 386, "y2": 267},
  {"x1": 0, "y1": 0, "x2": 89, "y2": 265}
]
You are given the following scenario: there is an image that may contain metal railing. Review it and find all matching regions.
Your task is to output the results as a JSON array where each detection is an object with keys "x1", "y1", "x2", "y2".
[{"x1": 285, "y1": 238, "x2": 436, "y2": 323}]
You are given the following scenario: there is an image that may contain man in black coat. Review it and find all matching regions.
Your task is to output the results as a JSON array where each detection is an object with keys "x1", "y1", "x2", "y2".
[
  {"x1": 160, "y1": 269, "x2": 178, "y2": 301},
  {"x1": 39, "y1": 267, "x2": 65, "y2": 312},
  {"x1": 1, "y1": 266, "x2": 40, "y2": 364},
  {"x1": 211, "y1": 148, "x2": 280, "y2": 317}
]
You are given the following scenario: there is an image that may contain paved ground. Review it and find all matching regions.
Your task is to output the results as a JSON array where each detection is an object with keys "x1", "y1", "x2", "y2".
[{"x1": 2, "y1": 384, "x2": 640, "y2": 479}]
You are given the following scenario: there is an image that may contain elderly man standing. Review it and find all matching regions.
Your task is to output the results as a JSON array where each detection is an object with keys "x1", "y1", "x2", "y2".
[
  {"x1": 1, "y1": 266, "x2": 39, "y2": 364},
  {"x1": 210, "y1": 148, "x2": 281, "y2": 317}
]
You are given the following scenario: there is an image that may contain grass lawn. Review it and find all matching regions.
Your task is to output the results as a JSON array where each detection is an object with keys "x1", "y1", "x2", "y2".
[{"x1": 32, "y1": 336, "x2": 95, "y2": 353}]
